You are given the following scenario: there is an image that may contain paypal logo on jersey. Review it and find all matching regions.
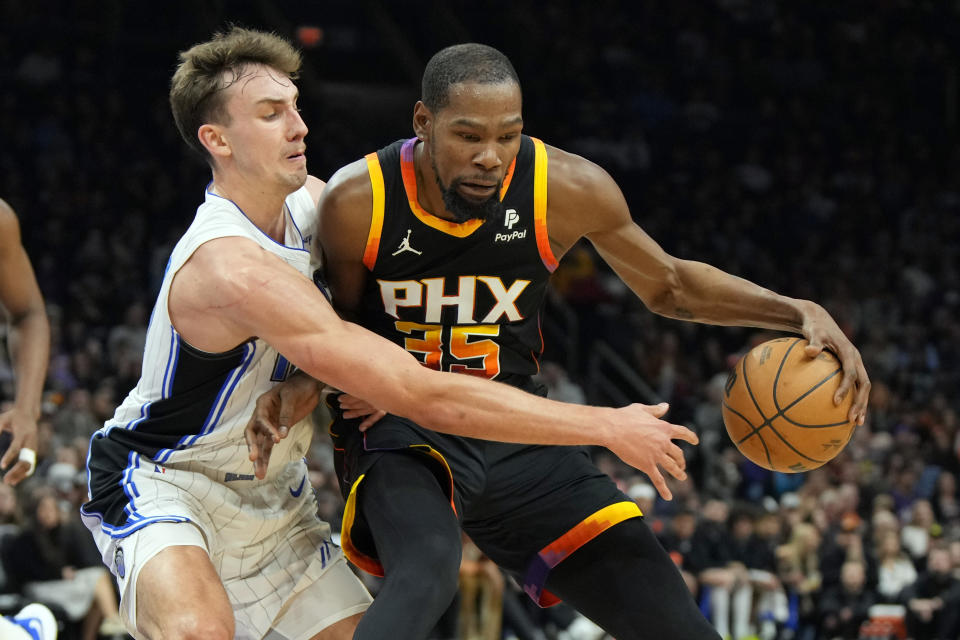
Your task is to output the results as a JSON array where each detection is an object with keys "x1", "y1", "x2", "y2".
[{"x1": 496, "y1": 209, "x2": 526, "y2": 243}]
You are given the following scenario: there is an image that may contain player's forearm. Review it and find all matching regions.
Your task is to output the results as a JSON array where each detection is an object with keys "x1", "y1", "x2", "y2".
[
  {"x1": 296, "y1": 321, "x2": 617, "y2": 448},
  {"x1": 658, "y1": 259, "x2": 810, "y2": 332},
  {"x1": 8, "y1": 309, "x2": 50, "y2": 417},
  {"x1": 400, "y1": 367, "x2": 617, "y2": 448}
]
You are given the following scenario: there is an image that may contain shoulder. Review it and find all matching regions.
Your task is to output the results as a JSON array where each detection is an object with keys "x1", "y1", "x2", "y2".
[
  {"x1": 178, "y1": 236, "x2": 278, "y2": 298},
  {"x1": 322, "y1": 159, "x2": 373, "y2": 206},
  {"x1": 544, "y1": 144, "x2": 622, "y2": 206},
  {"x1": 316, "y1": 159, "x2": 376, "y2": 262},
  {"x1": 542, "y1": 143, "x2": 633, "y2": 245},
  {"x1": 304, "y1": 175, "x2": 326, "y2": 209},
  {"x1": 318, "y1": 159, "x2": 374, "y2": 232}
]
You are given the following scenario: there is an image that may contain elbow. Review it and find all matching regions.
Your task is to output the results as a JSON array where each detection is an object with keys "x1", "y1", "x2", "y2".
[{"x1": 645, "y1": 261, "x2": 688, "y2": 318}]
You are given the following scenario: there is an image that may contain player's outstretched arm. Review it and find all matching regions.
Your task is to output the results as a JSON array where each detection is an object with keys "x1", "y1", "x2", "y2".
[
  {"x1": 543, "y1": 147, "x2": 870, "y2": 426},
  {"x1": 0, "y1": 200, "x2": 50, "y2": 485},
  {"x1": 169, "y1": 238, "x2": 693, "y2": 498}
]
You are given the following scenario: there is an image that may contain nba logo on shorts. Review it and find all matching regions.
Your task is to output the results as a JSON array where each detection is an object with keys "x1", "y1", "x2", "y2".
[
  {"x1": 115, "y1": 546, "x2": 126, "y2": 579},
  {"x1": 504, "y1": 209, "x2": 519, "y2": 229}
]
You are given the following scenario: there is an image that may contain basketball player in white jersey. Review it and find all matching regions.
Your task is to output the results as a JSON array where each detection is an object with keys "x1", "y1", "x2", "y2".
[{"x1": 81, "y1": 27, "x2": 704, "y2": 640}]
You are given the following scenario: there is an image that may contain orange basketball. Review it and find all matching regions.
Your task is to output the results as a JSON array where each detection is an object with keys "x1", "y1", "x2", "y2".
[{"x1": 721, "y1": 337, "x2": 855, "y2": 472}]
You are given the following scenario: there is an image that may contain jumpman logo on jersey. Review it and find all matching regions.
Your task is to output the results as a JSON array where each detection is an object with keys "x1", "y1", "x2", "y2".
[{"x1": 392, "y1": 229, "x2": 422, "y2": 256}]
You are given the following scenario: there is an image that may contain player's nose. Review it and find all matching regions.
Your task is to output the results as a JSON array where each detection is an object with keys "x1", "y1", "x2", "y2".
[
  {"x1": 473, "y1": 144, "x2": 502, "y2": 171},
  {"x1": 288, "y1": 108, "x2": 308, "y2": 139}
]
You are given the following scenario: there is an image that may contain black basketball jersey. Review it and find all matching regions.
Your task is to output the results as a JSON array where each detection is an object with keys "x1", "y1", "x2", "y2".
[{"x1": 356, "y1": 135, "x2": 558, "y2": 388}]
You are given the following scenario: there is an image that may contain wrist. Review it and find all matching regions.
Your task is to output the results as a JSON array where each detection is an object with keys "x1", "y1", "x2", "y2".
[
  {"x1": 594, "y1": 406, "x2": 619, "y2": 449},
  {"x1": 11, "y1": 401, "x2": 41, "y2": 420}
]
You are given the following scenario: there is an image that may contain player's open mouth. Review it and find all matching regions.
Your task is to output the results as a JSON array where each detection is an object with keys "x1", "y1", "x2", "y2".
[{"x1": 287, "y1": 150, "x2": 306, "y2": 162}]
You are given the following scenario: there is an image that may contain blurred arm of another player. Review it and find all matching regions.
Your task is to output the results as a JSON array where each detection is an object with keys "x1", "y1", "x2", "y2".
[
  {"x1": 0, "y1": 199, "x2": 51, "y2": 485},
  {"x1": 540, "y1": 145, "x2": 870, "y2": 426}
]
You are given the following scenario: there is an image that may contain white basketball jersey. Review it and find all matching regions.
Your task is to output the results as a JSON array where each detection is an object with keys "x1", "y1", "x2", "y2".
[{"x1": 82, "y1": 185, "x2": 320, "y2": 535}]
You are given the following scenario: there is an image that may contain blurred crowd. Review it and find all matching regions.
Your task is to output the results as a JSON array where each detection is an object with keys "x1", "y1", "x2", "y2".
[{"x1": 1, "y1": 1, "x2": 958, "y2": 639}]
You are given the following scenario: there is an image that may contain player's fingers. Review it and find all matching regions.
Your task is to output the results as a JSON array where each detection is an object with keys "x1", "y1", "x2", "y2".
[
  {"x1": 338, "y1": 394, "x2": 363, "y2": 408},
  {"x1": 666, "y1": 442, "x2": 686, "y2": 470},
  {"x1": 641, "y1": 402, "x2": 669, "y2": 418},
  {"x1": 253, "y1": 436, "x2": 275, "y2": 479},
  {"x1": 0, "y1": 437, "x2": 17, "y2": 471},
  {"x1": 671, "y1": 424, "x2": 699, "y2": 446},
  {"x1": 251, "y1": 398, "x2": 283, "y2": 438},
  {"x1": 661, "y1": 454, "x2": 687, "y2": 482},
  {"x1": 275, "y1": 394, "x2": 294, "y2": 440},
  {"x1": 358, "y1": 410, "x2": 387, "y2": 432},
  {"x1": 246, "y1": 428, "x2": 261, "y2": 462},
  {"x1": 3, "y1": 460, "x2": 30, "y2": 486},
  {"x1": 850, "y1": 368, "x2": 871, "y2": 426},
  {"x1": 648, "y1": 467, "x2": 672, "y2": 501},
  {"x1": 804, "y1": 338, "x2": 824, "y2": 357},
  {"x1": 833, "y1": 350, "x2": 859, "y2": 406}
]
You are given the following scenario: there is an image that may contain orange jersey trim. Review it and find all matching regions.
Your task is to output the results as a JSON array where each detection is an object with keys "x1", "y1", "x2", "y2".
[
  {"x1": 399, "y1": 138, "x2": 517, "y2": 238},
  {"x1": 340, "y1": 473, "x2": 385, "y2": 577},
  {"x1": 523, "y1": 501, "x2": 642, "y2": 607},
  {"x1": 339, "y1": 444, "x2": 457, "y2": 578},
  {"x1": 531, "y1": 138, "x2": 558, "y2": 272},
  {"x1": 409, "y1": 444, "x2": 457, "y2": 515},
  {"x1": 363, "y1": 152, "x2": 386, "y2": 270}
]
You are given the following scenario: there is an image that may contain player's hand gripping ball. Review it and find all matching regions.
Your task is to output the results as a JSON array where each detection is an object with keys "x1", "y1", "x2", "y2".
[{"x1": 722, "y1": 337, "x2": 855, "y2": 472}]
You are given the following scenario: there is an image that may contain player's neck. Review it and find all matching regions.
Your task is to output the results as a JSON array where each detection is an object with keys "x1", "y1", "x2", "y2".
[{"x1": 209, "y1": 174, "x2": 288, "y2": 243}]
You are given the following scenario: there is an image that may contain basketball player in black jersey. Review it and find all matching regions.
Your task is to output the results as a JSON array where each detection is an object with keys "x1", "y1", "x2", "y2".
[{"x1": 248, "y1": 44, "x2": 870, "y2": 639}]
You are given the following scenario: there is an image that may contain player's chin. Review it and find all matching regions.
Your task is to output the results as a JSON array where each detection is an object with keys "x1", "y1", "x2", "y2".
[{"x1": 285, "y1": 169, "x2": 309, "y2": 189}]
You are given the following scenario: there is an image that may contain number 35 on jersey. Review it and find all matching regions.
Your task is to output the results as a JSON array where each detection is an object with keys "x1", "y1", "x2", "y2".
[{"x1": 377, "y1": 275, "x2": 532, "y2": 378}]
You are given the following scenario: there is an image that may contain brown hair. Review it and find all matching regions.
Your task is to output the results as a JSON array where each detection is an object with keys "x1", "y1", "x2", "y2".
[{"x1": 169, "y1": 26, "x2": 302, "y2": 160}]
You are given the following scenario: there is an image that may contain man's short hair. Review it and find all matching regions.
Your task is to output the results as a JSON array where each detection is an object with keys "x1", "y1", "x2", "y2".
[
  {"x1": 421, "y1": 43, "x2": 520, "y2": 112},
  {"x1": 169, "y1": 26, "x2": 302, "y2": 161}
]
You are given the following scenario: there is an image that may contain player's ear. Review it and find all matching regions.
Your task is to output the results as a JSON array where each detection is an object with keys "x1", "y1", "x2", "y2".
[
  {"x1": 413, "y1": 101, "x2": 431, "y2": 141},
  {"x1": 198, "y1": 124, "x2": 231, "y2": 158}
]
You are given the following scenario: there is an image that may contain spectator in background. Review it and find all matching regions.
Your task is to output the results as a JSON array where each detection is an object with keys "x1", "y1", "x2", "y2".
[
  {"x1": 753, "y1": 510, "x2": 790, "y2": 638},
  {"x1": 626, "y1": 480, "x2": 662, "y2": 536},
  {"x1": 3, "y1": 488, "x2": 123, "y2": 639},
  {"x1": 875, "y1": 530, "x2": 917, "y2": 603},
  {"x1": 902, "y1": 499, "x2": 938, "y2": 569},
  {"x1": 903, "y1": 545, "x2": 960, "y2": 640},
  {"x1": 818, "y1": 561, "x2": 875, "y2": 640},
  {"x1": 689, "y1": 498, "x2": 745, "y2": 639},
  {"x1": 657, "y1": 507, "x2": 699, "y2": 595},
  {"x1": 0, "y1": 199, "x2": 49, "y2": 485},
  {"x1": 777, "y1": 522, "x2": 823, "y2": 640},
  {"x1": 931, "y1": 471, "x2": 960, "y2": 526},
  {"x1": 536, "y1": 361, "x2": 586, "y2": 405},
  {"x1": 819, "y1": 512, "x2": 868, "y2": 592},
  {"x1": 0, "y1": 482, "x2": 21, "y2": 529}
]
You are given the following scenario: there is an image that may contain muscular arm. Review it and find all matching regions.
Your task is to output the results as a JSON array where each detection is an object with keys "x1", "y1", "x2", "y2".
[
  {"x1": 171, "y1": 234, "x2": 695, "y2": 498},
  {"x1": 544, "y1": 146, "x2": 869, "y2": 423},
  {"x1": 0, "y1": 199, "x2": 50, "y2": 484}
]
